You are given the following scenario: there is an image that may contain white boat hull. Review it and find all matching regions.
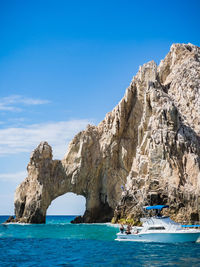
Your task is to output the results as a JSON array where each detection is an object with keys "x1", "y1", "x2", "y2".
[{"x1": 116, "y1": 232, "x2": 200, "y2": 243}]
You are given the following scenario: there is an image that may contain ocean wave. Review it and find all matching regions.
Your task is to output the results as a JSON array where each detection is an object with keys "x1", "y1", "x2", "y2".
[{"x1": 1, "y1": 222, "x2": 33, "y2": 225}]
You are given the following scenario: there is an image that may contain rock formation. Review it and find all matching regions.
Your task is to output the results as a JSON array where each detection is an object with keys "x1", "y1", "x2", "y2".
[{"x1": 14, "y1": 43, "x2": 200, "y2": 224}]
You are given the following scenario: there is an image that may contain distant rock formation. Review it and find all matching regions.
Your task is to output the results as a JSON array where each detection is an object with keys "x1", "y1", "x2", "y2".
[{"x1": 14, "y1": 43, "x2": 200, "y2": 224}]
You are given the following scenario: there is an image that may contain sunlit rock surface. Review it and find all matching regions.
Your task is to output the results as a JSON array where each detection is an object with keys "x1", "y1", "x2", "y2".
[{"x1": 14, "y1": 43, "x2": 200, "y2": 224}]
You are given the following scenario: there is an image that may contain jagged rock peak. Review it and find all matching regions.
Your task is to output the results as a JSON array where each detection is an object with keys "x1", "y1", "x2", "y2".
[
  {"x1": 158, "y1": 43, "x2": 200, "y2": 135},
  {"x1": 30, "y1": 141, "x2": 53, "y2": 160},
  {"x1": 13, "y1": 43, "x2": 200, "y2": 224}
]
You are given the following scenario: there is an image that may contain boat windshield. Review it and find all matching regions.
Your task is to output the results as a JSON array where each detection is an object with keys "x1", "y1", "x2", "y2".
[{"x1": 148, "y1": 226, "x2": 165, "y2": 230}]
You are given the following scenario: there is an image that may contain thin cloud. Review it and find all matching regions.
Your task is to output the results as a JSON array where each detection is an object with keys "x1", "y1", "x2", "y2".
[
  {"x1": 0, "y1": 119, "x2": 93, "y2": 158},
  {"x1": 0, "y1": 95, "x2": 50, "y2": 112},
  {"x1": 0, "y1": 104, "x2": 21, "y2": 112},
  {"x1": 0, "y1": 171, "x2": 27, "y2": 183}
]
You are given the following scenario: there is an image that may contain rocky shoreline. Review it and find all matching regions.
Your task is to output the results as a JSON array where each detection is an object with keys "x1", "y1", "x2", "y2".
[{"x1": 11, "y1": 43, "x2": 200, "y2": 224}]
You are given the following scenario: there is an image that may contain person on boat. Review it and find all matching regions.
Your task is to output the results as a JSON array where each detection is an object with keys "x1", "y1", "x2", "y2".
[
  {"x1": 125, "y1": 224, "x2": 132, "y2": 234},
  {"x1": 120, "y1": 224, "x2": 125, "y2": 233}
]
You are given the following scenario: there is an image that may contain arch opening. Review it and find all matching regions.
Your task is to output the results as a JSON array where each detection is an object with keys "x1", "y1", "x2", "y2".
[{"x1": 47, "y1": 193, "x2": 86, "y2": 216}]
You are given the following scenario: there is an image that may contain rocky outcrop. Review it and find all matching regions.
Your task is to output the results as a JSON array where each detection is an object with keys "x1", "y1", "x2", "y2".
[
  {"x1": 4, "y1": 216, "x2": 17, "y2": 223},
  {"x1": 14, "y1": 43, "x2": 200, "y2": 224}
]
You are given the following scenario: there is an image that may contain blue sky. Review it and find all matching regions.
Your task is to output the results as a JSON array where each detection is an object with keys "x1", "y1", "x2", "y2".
[{"x1": 0, "y1": 0, "x2": 199, "y2": 215}]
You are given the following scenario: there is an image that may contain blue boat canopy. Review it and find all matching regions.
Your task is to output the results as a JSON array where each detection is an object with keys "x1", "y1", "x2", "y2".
[
  {"x1": 181, "y1": 225, "x2": 200, "y2": 228},
  {"x1": 144, "y1": 205, "x2": 169, "y2": 210}
]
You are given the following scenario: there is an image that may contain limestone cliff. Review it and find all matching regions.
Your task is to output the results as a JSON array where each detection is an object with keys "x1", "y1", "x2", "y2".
[{"x1": 13, "y1": 43, "x2": 200, "y2": 224}]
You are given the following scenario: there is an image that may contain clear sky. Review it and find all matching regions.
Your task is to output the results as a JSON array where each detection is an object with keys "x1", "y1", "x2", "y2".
[{"x1": 0, "y1": 0, "x2": 199, "y2": 215}]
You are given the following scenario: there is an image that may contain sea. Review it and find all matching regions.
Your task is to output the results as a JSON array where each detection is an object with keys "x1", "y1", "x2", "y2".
[{"x1": 0, "y1": 215, "x2": 200, "y2": 267}]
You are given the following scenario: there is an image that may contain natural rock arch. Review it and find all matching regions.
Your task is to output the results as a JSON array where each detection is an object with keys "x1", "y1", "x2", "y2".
[
  {"x1": 14, "y1": 43, "x2": 200, "y2": 224},
  {"x1": 14, "y1": 140, "x2": 121, "y2": 223}
]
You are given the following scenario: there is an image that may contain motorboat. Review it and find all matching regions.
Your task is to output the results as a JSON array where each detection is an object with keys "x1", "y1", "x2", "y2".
[{"x1": 116, "y1": 205, "x2": 200, "y2": 243}]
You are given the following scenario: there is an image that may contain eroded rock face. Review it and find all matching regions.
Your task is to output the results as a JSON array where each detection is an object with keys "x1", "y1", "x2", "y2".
[{"x1": 14, "y1": 43, "x2": 200, "y2": 224}]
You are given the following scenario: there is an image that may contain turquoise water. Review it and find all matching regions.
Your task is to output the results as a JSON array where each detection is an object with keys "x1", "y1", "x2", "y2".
[{"x1": 0, "y1": 216, "x2": 200, "y2": 266}]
